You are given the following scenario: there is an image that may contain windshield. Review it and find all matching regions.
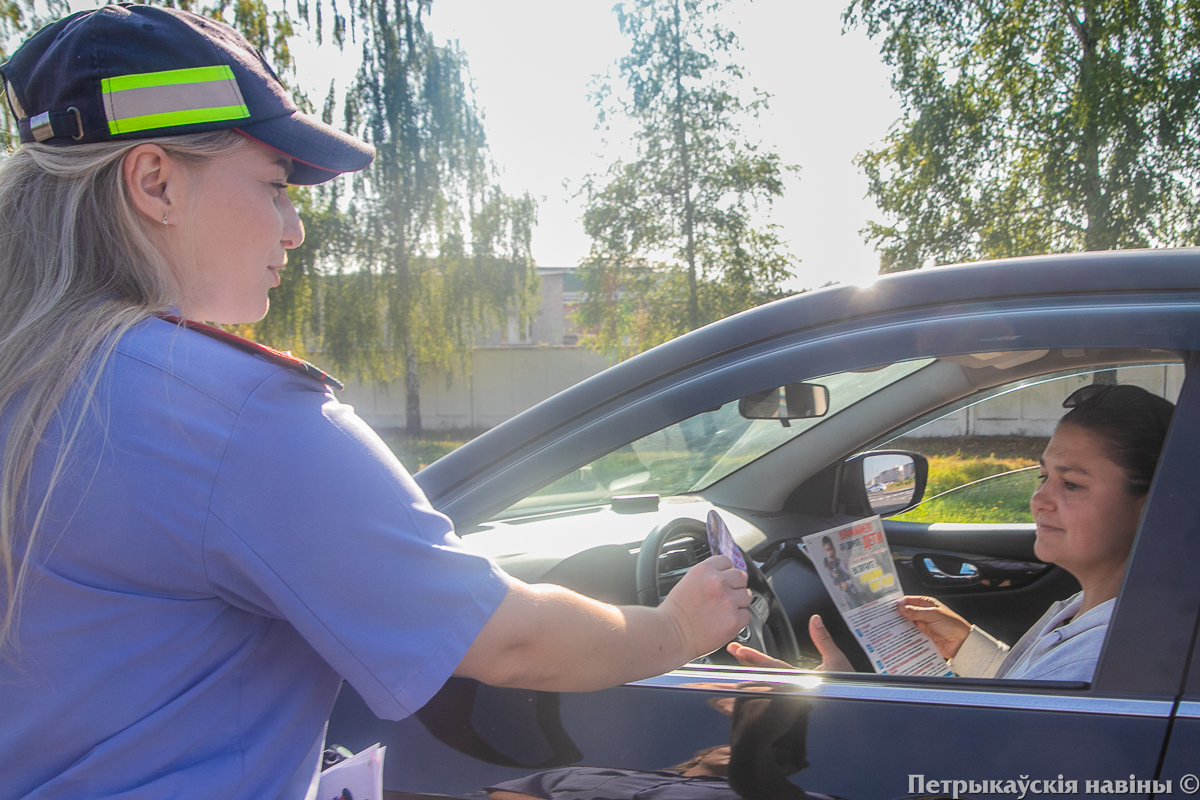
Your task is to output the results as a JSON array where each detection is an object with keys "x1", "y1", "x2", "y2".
[{"x1": 497, "y1": 359, "x2": 934, "y2": 518}]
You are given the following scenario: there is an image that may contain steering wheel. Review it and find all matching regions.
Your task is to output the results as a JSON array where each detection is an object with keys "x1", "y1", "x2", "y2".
[{"x1": 635, "y1": 517, "x2": 802, "y2": 666}]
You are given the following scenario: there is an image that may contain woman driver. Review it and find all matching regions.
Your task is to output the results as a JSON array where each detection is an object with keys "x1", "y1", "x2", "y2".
[
  {"x1": 0, "y1": 7, "x2": 751, "y2": 798},
  {"x1": 732, "y1": 383, "x2": 1174, "y2": 681}
]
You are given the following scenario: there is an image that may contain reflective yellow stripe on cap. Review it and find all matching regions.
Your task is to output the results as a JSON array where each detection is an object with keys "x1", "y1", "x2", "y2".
[{"x1": 102, "y1": 66, "x2": 249, "y2": 135}]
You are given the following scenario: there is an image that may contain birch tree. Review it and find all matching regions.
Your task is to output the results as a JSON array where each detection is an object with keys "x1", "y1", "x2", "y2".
[
  {"x1": 329, "y1": 0, "x2": 537, "y2": 432},
  {"x1": 578, "y1": 0, "x2": 796, "y2": 359}
]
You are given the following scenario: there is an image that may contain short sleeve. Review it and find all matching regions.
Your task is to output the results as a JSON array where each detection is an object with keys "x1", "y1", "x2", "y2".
[{"x1": 201, "y1": 368, "x2": 511, "y2": 721}]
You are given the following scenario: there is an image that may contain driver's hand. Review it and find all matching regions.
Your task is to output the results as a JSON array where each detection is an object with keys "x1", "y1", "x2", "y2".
[
  {"x1": 726, "y1": 642, "x2": 792, "y2": 669},
  {"x1": 728, "y1": 614, "x2": 853, "y2": 672},
  {"x1": 807, "y1": 614, "x2": 853, "y2": 671},
  {"x1": 659, "y1": 556, "x2": 752, "y2": 660},
  {"x1": 896, "y1": 595, "x2": 972, "y2": 659}
]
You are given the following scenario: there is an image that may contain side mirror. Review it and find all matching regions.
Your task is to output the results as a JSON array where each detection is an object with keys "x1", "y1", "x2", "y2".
[
  {"x1": 839, "y1": 450, "x2": 928, "y2": 517},
  {"x1": 739, "y1": 383, "x2": 830, "y2": 422}
]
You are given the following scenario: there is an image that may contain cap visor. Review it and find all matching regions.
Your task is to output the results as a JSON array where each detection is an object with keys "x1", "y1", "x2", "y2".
[{"x1": 236, "y1": 111, "x2": 374, "y2": 185}]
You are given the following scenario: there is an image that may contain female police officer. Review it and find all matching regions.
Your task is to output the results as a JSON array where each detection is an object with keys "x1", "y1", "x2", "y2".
[{"x1": 0, "y1": 7, "x2": 751, "y2": 798}]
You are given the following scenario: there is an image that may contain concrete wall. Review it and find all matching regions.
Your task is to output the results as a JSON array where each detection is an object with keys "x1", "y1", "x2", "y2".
[
  {"x1": 909, "y1": 364, "x2": 1184, "y2": 438},
  {"x1": 341, "y1": 345, "x2": 610, "y2": 431}
]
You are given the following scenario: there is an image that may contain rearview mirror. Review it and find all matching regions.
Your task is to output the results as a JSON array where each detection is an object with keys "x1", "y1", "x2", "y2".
[{"x1": 739, "y1": 383, "x2": 829, "y2": 422}]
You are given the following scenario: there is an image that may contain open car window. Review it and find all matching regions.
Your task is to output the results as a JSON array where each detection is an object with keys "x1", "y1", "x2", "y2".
[{"x1": 887, "y1": 362, "x2": 1183, "y2": 524}]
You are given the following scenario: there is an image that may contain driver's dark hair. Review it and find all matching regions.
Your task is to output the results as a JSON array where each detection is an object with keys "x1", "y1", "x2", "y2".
[{"x1": 1058, "y1": 385, "x2": 1174, "y2": 497}]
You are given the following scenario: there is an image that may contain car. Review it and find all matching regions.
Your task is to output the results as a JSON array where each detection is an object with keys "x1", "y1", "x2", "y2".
[{"x1": 327, "y1": 249, "x2": 1200, "y2": 800}]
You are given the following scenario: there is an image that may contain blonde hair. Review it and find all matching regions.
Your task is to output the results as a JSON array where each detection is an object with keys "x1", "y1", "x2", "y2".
[{"x1": 0, "y1": 130, "x2": 246, "y2": 661}]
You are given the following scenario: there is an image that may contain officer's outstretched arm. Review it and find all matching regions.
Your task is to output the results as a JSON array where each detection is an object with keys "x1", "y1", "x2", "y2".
[{"x1": 454, "y1": 556, "x2": 751, "y2": 692}]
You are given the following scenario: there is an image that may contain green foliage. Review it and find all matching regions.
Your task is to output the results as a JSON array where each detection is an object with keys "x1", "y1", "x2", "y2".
[
  {"x1": 578, "y1": 0, "x2": 797, "y2": 360},
  {"x1": 886, "y1": 437, "x2": 1045, "y2": 523},
  {"x1": 850, "y1": 0, "x2": 1200, "y2": 271},
  {"x1": 376, "y1": 430, "x2": 1047, "y2": 523}
]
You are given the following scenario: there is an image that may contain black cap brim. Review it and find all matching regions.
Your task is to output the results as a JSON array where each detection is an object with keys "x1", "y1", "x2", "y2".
[{"x1": 236, "y1": 111, "x2": 374, "y2": 185}]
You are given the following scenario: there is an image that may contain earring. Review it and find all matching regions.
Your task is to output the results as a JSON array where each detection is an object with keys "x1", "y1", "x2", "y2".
[{"x1": 162, "y1": 213, "x2": 168, "y2": 226}]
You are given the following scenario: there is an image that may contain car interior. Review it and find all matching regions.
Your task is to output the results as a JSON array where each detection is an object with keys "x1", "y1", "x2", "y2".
[{"x1": 457, "y1": 347, "x2": 1184, "y2": 679}]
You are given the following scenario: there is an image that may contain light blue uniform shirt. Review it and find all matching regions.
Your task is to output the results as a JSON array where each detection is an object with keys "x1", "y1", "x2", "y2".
[{"x1": 0, "y1": 317, "x2": 511, "y2": 799}]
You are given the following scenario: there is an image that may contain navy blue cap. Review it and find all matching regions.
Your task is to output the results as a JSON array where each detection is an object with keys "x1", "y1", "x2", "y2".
[{"x1": 0, "y1": 4, "x2": 374, "y2": 184}]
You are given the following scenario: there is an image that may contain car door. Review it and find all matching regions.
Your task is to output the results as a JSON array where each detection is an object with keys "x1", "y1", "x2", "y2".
[{"x1": 327, "y1": 255, "x2": 1200, "y2": 798}]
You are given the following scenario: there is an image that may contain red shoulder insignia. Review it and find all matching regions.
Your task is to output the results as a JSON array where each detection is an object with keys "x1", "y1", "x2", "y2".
[{"x1": 156, "y1": 314, "x2": 344, "y2": 391}]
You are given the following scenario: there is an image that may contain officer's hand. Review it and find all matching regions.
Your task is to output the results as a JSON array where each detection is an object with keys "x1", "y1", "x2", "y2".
[{"x1": 658, "y1": 556, "x2": 752, "y2": 660}]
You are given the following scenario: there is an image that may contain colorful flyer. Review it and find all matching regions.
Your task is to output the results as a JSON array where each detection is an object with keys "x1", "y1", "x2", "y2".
[{"x1": 803, "y1": 517, "x2": 952, "y2": 677}]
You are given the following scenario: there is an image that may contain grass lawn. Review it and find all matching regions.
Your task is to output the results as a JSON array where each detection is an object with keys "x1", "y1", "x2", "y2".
[{"x1": 890, "y1": 436, "x2": 1047, "y2": 524}]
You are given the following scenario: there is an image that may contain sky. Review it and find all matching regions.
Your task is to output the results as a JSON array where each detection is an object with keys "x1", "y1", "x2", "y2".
[{"x1": 293, "y1": 0, "x2": 907, "y2": 291}]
